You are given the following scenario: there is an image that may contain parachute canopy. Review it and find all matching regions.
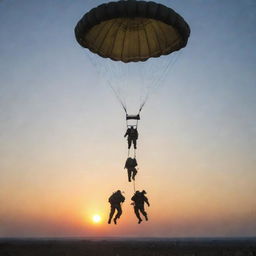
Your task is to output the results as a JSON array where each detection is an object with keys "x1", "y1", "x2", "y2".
[{"x1": 75, "y1": 0, "x2": 190, "y2": 63}]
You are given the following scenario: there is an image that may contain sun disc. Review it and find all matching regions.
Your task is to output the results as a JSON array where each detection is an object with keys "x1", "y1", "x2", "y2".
[{"x1": 92, "y1": 214, "x2": 101, "y2": 223}]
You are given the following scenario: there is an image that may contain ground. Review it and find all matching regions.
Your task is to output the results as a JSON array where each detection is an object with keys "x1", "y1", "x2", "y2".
[{"x1": 0, "y1": 238, "x2": 255, "y2": 256}]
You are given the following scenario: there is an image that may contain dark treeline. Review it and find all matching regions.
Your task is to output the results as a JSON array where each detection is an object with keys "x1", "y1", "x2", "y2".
[{"x1": 0, "y1": 239, "x2": 256, "y2": 256}]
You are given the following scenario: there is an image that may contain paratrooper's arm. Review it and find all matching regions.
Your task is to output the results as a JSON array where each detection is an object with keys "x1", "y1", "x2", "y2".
[
  {"x1": 145, "y1": 196, "x2": 150, "y2": 207},
  {"x1": 124, "y1": 130, "x2": 129, "y2": 137}
]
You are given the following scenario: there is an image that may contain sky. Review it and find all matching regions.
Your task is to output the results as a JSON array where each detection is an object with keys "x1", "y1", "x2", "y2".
[{"x1": 0, "y1": 0, "x2": 256, "y2": 238}]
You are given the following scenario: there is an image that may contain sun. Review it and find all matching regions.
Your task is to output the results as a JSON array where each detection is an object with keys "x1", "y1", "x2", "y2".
[{"x1": 92, "y1": 214, "x2": 101, "y2": 224}]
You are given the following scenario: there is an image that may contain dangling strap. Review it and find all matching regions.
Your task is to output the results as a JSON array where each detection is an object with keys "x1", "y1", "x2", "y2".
[{"x1": 133, "y1": 180, "x2": 136, "y2": 193}]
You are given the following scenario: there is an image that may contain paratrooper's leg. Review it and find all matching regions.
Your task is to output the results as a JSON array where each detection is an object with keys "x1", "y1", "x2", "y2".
[
  {"x1": 128, "y1": 139, "x2": 132, "y2": 149},
  {"x1": 139, "y1": 205, "x2": 148, "y2": 221},
  {"x1": 127, "y1": 169, "x2": 132, "y2": 182},
  {"x1": 108, "y1": 206, "x2": 115, "y2": 224},
  {"x1": 133, "y1": 139, "x2": 137, "y2": 149},
  {"x1": 132, "y1": 168, "x2": 137, "y2": 180},
  {"x1": 114, "y1": 204, "x2": 122, "y2": 224},
  {"x1": 134, "y1": 206, "x2": 142, "y2": 223}
]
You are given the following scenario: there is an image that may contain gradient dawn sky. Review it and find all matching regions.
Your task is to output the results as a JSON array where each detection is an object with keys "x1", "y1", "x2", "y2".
[{"x1": 0, "y1": 0, "x2": 256, "y2": 238}]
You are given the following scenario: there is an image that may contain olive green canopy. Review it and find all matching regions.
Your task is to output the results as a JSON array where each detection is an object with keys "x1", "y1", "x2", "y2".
[{"x1": 75, "y1": 1, "x2": 190, "y2": 62}]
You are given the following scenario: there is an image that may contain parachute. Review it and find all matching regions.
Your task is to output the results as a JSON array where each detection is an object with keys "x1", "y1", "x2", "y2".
[
  {"x1": 75, "y1": 1, "x2": 190, "y2": 62},
  {"x1": 75, "y1": 0, "x2": 190, "y2": 115}
]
